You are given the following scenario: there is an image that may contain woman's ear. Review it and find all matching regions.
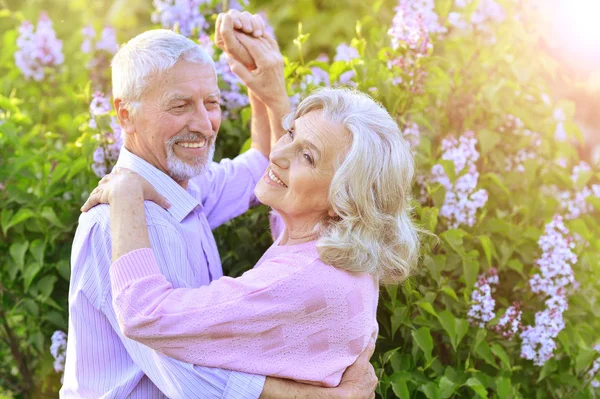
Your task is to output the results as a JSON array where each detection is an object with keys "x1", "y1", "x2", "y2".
[{"x1": 114, "y1": 98, "x2": 135, "y2": 135}]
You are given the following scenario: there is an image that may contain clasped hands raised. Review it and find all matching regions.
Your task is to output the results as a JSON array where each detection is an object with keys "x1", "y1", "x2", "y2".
[{"x1": 215, "y1": 10, "x2": 287, "y2": 107}]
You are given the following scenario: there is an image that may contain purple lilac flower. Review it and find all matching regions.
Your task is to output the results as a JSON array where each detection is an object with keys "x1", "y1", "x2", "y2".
[
  {"x1": 197, "y1": 33, "x2": 215, "y2": 57},
  {"x1": 96, "y1": 27, "x2": 118, "y2": 54},
  {"x1": 50, "y1": 330, "x2": 67, "y2": 374},
  {"x1": 468, "y1": 268, "x2": 498, "y2": 328},
  {"x1": 521, "y1": 216, "x2": 578, "y2": 366},
  {"x1": 402, "y1": 121, "x2": 420, "y2": 150},
  {"x1": 92, "y1": 120, "x2": 123, "y2": 178},
  {"x1": 495, "y1": 303, "x2": 522, "y2": 339},
  {"x1": 590, "y1": 345, "x2": 600, "y2": 388},
  {"x1": 81, "y1": 25, "x2": 96, "y2": 53},
  {"x1": 152, "y1": 0, "x2": 210, "y2": 37},
  {"x1": 14, "y1": 13, "x2": 64, "y2": 81},
  {"x1": 334, "y1": 43, "x2": 359, "y2": 62},
  {"x1": 553, "y1": 162, "x2": 598, "y2": 220},
  {"x1": 471, "y1": 0, "x2": 506, "y2": 30},
  {"x1": 430, "y1": 131, "x2": 488, "y2": 228}
]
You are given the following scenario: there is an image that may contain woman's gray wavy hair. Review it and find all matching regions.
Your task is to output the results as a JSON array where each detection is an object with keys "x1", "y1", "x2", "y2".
[{"x1": 285, "y1": 87, "x2": 420, "y2": 284}]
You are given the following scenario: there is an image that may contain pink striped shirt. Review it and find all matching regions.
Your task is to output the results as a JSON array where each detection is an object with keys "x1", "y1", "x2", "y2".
[
  {"x1": 61, "y1": 147, "x2": 268, "y2": 398},
  {"x1": 110, "y1": 236, "x2": 379, "y2": 387}
]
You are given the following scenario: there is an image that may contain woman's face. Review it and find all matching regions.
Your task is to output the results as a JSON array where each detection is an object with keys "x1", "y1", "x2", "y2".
[{"x1": 255, "y1": 110, "x2": 351, "y2": 230}]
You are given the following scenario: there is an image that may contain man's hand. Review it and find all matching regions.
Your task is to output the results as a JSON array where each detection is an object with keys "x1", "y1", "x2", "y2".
[
  {"x1": 215, "y1": 10, "x2": 265, "y2": 70},
  {"x1": 336, "y1": 340, "x2": 378, "y2": 399}
]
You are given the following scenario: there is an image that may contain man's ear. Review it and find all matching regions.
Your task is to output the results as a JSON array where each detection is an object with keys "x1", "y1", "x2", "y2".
[{"x1": 114, "y1": 98, "x2": 135, "y2": 135}]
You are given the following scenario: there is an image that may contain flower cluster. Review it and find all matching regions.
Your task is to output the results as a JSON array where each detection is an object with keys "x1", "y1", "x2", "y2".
[
  {"x1": 14, "y1": 13, "x2": 64, "y2": 81},
  {"x1": 495, "y1": 303, "x2": 523, "y2": 339},
  {"x1": 387, "y1": 0, "x2": 444, "y2": 93},
  {"x1": 521, "y1": 216, "x2": 578, "y2": 366},
  {"x1": 152, "y1": 0, "x2": 210, "y2": 37},
  {"x1": 430, "y1": 131, "x2": 488, "y2": 228},
  {"x1": 590, "y1": 345, "x2": 600, "y2": 388},
  {"x1": 88, "y1": 92, "x2": 123, "y2": 178},
  {"x1": 449, "y1": 0, "x2": 505, "y2": 41},
  {"x1": 552, "y1": 162, "x2": 600, "y2": 220},
  {"x1": 81, "y1": 25, "x2": 118, "y2": 55},
  {"x1": 50, "y1": 330, "x2": 67, "y2": 377},
  {"x1": 467, "y1": 268, "x2": 498, "y2": 328},
  {"x1": 498, "y1": 114, "x2": 542, "y2": 173}
]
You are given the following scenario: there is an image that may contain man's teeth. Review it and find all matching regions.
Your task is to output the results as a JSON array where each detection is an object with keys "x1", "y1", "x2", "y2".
[
  {"x1": 178, "y1": 140, "x2": 206, "y2": 148},
  {"x1": 268, "y1": 169, "x2": 287, "y2": 187}
]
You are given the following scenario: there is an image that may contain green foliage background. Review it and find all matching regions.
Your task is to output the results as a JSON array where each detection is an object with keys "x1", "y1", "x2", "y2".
[{"x1": 0, "y1": 0, "x2": 599, "y2": 398}]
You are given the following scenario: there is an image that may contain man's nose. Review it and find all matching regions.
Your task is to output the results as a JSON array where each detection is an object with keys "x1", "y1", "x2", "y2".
[{"x1": 190, "y1": 103, "x2": 215, "y2": 136}]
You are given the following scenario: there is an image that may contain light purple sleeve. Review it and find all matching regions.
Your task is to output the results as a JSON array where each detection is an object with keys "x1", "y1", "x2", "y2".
[{"x1": 191, "y1": 148, "x2": 269, "y2": 230}]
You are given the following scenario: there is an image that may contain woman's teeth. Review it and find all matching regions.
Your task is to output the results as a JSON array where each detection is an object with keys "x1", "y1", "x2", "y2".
[
  {"x1": 268, "y1": 169, "x2": 287, "y2": 187},
  {"x1": 178, "y1": 139, "x2": 206, "y2": 148}
]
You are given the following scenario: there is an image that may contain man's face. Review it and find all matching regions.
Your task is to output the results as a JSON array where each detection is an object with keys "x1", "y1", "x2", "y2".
[{"x1": 127, "y1": 60, "x2": 221, "y2": 183}]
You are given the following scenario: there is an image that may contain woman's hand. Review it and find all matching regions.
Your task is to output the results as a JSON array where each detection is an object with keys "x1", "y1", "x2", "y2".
[{"x1": 80, "y1": 168, "x2": 171, "y2": 212}]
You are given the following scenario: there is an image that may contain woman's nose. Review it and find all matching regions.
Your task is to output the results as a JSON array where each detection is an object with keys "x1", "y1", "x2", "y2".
[{"x1": 270, "y1": 145, "x2": 291, "y2": 169}]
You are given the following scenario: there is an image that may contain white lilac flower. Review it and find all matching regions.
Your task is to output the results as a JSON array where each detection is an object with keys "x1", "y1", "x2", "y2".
[
  {"x1": 152, "y1": 0, "x2": 210, "y2": 37},
  {"x1": 521, "y1": 216, "x2": 578, "y2": 366},
  {"x1": 554, "y1": 162, "x2": 598, "y2": 220},
  {"x1": 430, "y1": 131, "x2": 488, "y2": 228},
  {"x1": 495, "y1": 303, "x2": 522, "y2": 339},
  {"x1": 468, "y1": 268, "x2": 498, "y2": 328},
  {"x1": 50, "y1": 330, "x2": 67, "y2": 373},
  {"x1": 14, "y1": 13, "x2": 64, "y2": 81}
]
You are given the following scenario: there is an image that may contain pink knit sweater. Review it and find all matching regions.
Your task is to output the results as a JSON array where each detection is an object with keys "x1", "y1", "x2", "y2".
[{"x1": 110, "y1": 238, "x2": 379, "y2": 387}]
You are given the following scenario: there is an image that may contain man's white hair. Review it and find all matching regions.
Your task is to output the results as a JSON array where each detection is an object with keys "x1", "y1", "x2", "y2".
[
  {"x1": 284, "y1": 87, "x2": 421, "y2": 285},
  {"x1": 111, "y1": 29, "x2": 215, "y2": 115}
]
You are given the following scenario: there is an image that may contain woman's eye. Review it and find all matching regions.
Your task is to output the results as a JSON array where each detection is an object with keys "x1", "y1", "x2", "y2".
[
  {"x1": 287, "y1": 129, "x2": 294, "y2": 140},
  {"x1": 303, "y1": 153, "x2": 314, "y2": 165}
]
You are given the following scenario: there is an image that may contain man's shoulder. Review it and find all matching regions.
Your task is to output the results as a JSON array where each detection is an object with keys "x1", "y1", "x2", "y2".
[{"x1": 77, "y1": 201, "x2": 178, "y2": 234}]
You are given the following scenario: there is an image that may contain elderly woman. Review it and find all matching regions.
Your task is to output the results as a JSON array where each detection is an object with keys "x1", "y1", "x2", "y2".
[{"x1": 83, "y1": 87, "x2": 419, "y2": 387}]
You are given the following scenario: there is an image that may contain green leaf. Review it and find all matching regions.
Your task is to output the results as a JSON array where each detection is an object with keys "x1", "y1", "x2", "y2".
[
  {"x1": 1, "y1": 208, "x2": 14, "y2": 235},
  {"x1": 462, "y1": 256, "x2": 480, "y2": 291},
  {"x1": 23, "y1": 263, "x2": 42, "y2": 292},
  {"x1": 478, "y1": 129, "x2": 501, "y2": 156},
  {"x1": 239, "y1": 137, "x2": 252, "y2": 154},
  {"x1": 477, "y1": 235, "x2": 495, "y2": 266},
  {"x1": 437, "y1": 310, "x2": 457, "y2": 348},
  {"x1": 440, "y1": 286, "x2": 458, "y2": 301},
  {"x1": 29, "y1": 239, "x2": 45, "y2": 263},
  {"x1": 412, "y1": 327, "x2": 434, "y2": 362},
  {"x1": 4, "y1": 208, "x2": 34, "y2": 234},
  {"x1": 35, "y1": 275, "x2": 57, "y2": 298},
  {"x1": 391, "y1": 307, "x2": 408, "y2": 339},
  {"x1": 417, "y1": 301, "x2": 438, "y2": 318},
  {"x1": 9, "y1": 241, "x2": 29, "y2": 270},
  {"x1": 475, "y1": 341, "x2": 497, "y2": 368},
  {"x1": 537, "y1": 358, "x2": 557, "y2": 383},
  {"x1": 421, "y1": 382, "x2": 440, "y2": 399},
  {"x1": 575, "y1": 348, "x2": 598, "y2": 374},
  {"x1": 465, "y1": 377, "x2": 488, "y2": 398},
  {"x1": 439, "y1": 376, "x2": 457, "y2": 399},
  {"x1": 41, "y1": 206, "x2": 66, "y2": 228},
  {"x1": 491, "y1": 343, "x2": 511, "y2": 370},
  {"x1": 391, "y1": 377, "x2": 410, "y2": 399},
  {"x1": 495, "y1": 377, "x2": 512, "y2": 399},
  {"x1": 482, "y1": 172, "x2": 510, "y2": 197},
  {"x1": 455, "y1": 319, "x2": 469, "y2": 349}
]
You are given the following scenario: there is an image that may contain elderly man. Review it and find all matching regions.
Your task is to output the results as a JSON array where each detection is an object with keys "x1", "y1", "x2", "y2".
[{"x1": 61, "y1": 11, "x2": 376, "y2": 399}]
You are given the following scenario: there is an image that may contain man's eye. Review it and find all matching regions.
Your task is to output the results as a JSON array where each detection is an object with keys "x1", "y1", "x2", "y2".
[{"x1": 173, "y1": 104, "x2": 186, "y2": 109}]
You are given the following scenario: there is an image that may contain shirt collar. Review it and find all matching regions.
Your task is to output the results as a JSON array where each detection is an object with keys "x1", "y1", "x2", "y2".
[{"x1": 115, "y1": 146, "x2": 200, "y2": 222}]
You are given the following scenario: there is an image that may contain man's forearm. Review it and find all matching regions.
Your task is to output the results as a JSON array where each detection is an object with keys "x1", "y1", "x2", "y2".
[
  {"x1": 260, "y1": 377, "x2": 348, "y2": 399},
  {"x1": 249, "y1": 91, "x2": 271, "y2": 158}
]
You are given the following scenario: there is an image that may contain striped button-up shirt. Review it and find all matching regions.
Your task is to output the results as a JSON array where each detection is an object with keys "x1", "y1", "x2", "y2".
[{"x1": 60, "y1": 147, "x2": 268, "y2": 399}]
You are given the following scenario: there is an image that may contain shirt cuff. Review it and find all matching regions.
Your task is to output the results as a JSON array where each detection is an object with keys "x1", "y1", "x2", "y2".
[
  {"x1": 236, "y1": 148, "x2": 269, "y2": 206},
  {"x1": 222, "y1": 372, "x2": 266, "y2": 399},
  {"x1": 110, "y1": 248, "x2": 160, "y2": 295}
]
